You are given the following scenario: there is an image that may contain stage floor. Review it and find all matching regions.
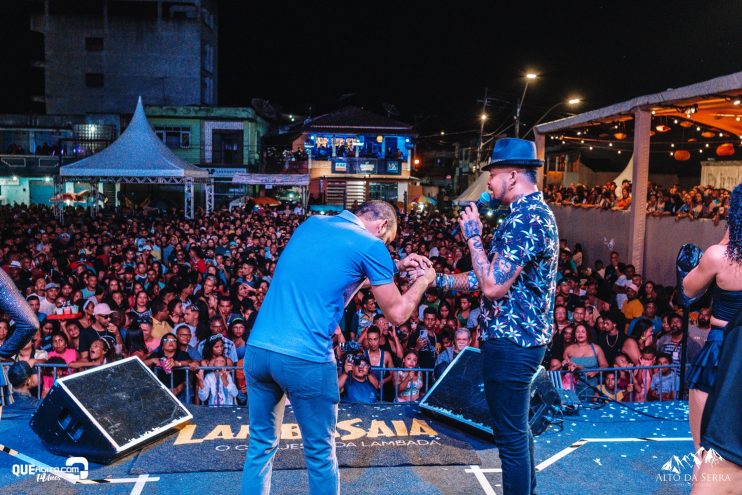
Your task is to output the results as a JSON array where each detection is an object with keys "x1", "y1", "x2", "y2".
[{"x1": 0, "y1": 401, "x2": 693, "y2": 495}]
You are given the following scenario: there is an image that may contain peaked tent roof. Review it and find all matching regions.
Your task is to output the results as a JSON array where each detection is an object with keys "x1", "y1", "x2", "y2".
[
  {"x1": 60, "y1": 97, "x2": 208, "y2": 179},
  {"x1": 454, "y1": 173, "x2": 490, "y2": 205}
]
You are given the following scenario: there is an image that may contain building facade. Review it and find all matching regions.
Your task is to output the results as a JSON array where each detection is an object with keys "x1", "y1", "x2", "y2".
[
  {"x1": 146, "y1": 105, "x2": 270, "y2": 204},
  {"x1": 29, "y1": 0, "x2": 218, "y2": 115},
  {"x1": 265, "y1": 107, "x2": 417, "y2": 208}
]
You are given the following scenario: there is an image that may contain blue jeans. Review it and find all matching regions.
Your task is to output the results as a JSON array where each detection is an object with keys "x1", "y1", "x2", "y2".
[
  {"x1": 241, "y1": 346, "x2": 340, "y2": 495},
  {"x1": 482, "y1": 338, "x2": 546, "y2": 495}
]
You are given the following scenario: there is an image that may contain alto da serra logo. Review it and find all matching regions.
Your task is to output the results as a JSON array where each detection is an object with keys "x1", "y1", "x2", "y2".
[
  {"x1": 657, "y1": 448, "x2": 729, "y2": 483},
  {"x1": 661, "y1": 448, "x2": 723, "y2": 474}
]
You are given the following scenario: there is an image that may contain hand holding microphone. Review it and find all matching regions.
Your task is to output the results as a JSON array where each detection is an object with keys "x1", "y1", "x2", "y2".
[{"x1": 452, "y1": 192, "x2": 501, "y2": 238}]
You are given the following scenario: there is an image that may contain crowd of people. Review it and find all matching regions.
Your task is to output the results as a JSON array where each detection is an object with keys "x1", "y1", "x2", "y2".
[
  {"x1": 0, "y1": 195, "x2": 702, "y2": 408},
  {"x1": 545, "y1": 181, "x2": 731, "y2": 224}
]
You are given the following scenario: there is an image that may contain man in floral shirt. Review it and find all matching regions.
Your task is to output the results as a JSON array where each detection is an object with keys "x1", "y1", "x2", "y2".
[{"x1": 430, "y1": 138, "x2": 558, "y2": 495}]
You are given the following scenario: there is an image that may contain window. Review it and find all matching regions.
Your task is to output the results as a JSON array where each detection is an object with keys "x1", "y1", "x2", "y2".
[
  {"x1": 85, "y1": 37, "x2": 103, "y2": 51},
  {"x1": 154, "y1": 127, "x2": 191, "y2": 149},
  {"x1": 85, "y1": 73, "x2": 104, "y2": 88},
  {"x1": 212, "y1": 130, "x2": 243, "y2": 164}
]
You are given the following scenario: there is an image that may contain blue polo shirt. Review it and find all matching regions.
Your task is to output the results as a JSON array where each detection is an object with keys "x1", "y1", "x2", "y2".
[{"x1": 248, "y1": 211, "x2": 395, "y2": 363}]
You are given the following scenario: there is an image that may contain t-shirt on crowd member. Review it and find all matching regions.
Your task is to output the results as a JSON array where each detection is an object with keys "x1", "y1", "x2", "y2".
[
  {"x1": 338, "y1": 354, "x2": 379, "y2": 404},
  {"x1": 241, "y1": 200, "x2": 435, "y2": 495},
  {"x1": 424, "y1": 138, "x2": 559, "y2": 495},
  {"x1": 197, "y1": 356, "x2": 239, "y2": 406}
]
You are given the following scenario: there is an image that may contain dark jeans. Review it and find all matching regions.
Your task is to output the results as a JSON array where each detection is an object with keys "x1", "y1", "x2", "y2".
[{"x1": 482, "y1": 338, "x2": 546, "y2": 495}]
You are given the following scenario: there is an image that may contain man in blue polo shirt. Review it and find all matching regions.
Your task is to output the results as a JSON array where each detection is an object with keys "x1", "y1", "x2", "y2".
[{"x1": 241, "y1": 200, "x2": 435, "y2": 495}]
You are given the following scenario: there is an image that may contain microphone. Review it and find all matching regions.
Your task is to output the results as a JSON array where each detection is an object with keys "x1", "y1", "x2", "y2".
[{"x1": 451, "y1": 192, "x2": 501, "y2": 237}]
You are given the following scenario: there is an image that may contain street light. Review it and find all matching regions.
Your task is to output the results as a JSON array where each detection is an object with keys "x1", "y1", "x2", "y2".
[
  {"x1": 523, "y1": 97, "x2": 582, "y2": 138},
  {"x1": 514, "y1": 73, "x2": 538, "y2": 138}
]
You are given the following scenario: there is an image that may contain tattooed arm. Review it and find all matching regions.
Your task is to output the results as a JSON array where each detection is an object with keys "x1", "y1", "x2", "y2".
[{"x1": 457, "y1": 203, "x2": 524, "y2": 300}]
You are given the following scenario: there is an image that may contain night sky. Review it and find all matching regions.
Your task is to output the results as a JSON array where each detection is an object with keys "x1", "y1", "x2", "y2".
[{"x1": 2, "y1": 1, "x2": 740, "y2": 135}]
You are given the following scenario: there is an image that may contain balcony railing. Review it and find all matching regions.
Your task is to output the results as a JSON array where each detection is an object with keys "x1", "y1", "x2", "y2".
[{"x1": 330, "y1": 157, "x2": 403, "y2": 175}]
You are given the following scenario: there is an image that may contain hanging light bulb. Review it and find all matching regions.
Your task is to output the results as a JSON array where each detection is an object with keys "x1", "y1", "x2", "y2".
[{"x1": 671, "y1": 143, "x2": 675, "y2": 148}]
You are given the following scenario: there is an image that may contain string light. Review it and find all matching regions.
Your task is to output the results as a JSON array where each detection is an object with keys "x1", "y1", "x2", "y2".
[
  {"x1": 696, "y1": 126, "x2": 701, "y2": 131},
  {"x1": 589, "y1": 146, "x2": 593, "y2": 150},
  {"x1": 670, "y1": 143, "x2": 675, "y2": 147},
  {"x1": 609, "y1": 142, "x2": 613, "y2": 147},
  {"x1": 617, "y1": 150, "x2": 622, "y2": 154},
  {"x1": 673, "y1": 119, "x2": 679, "y2": 124}
]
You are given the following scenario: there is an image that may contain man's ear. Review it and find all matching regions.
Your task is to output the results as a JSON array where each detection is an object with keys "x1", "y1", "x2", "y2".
[{"x1": 378, "y1": 219, "x2": 389, "y2": 236}]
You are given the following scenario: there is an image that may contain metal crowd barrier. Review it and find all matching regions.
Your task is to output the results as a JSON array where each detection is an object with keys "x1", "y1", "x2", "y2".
[
  {"x1": 548, "y1": 364, "x2": 682, "y2": 402},
  {"x1": 2, "y1": 361, "x2": 682, "y2": 407}
]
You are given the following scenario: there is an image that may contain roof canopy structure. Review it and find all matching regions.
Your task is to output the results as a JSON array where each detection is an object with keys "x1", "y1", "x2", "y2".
[
  {"x1": 536, "y1": 71, "x2": 742, "y2": 137},
  {"x1": 59, "y1": 97, "x2": 211, "y2": 219},
  {"x1": 533, "y1": 71, "x2": 742, "y2": 276},
  {"x1": 305, "y1": 107, "x2": 413, "y2": 135},
  {"x1": 60, "y1": 97, "x2": 208, "y2": 181}
]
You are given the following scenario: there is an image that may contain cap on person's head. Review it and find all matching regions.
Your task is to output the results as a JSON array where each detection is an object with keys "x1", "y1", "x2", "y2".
[
  {"x1": 45, "y1": 282, "x2": 60, "y2": 290},
  {"x1": 229, "y1": 318, "x2": 245, "y2": 332},
  {"x1": 93, "y1": 303, "x2": 114, "y2": 316},
  {"x1": 627, "y1": 283, "x2": 639, "y2": 293},
  {"x1": 481, "y1": 138, "x2": 544, "y2": 171},
  {"x1": 8, "y1": 260, "x2": 22, "y2": 269},
  {"x1": 8, "y1": 361, "x2": 33, "y2": 387}
]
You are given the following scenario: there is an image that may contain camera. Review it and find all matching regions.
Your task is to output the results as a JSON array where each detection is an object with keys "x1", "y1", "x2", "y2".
[{"x1": 339, "y1": 341, "x2": 362, "y2": 354}]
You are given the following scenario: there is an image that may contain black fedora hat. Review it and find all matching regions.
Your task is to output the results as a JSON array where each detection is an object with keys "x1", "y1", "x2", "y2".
[{"x1": 482, "y1": 138, "x2": 543, "y2": 170}]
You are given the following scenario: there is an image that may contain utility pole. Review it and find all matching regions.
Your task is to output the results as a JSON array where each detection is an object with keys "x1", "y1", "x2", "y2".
[{"x1": 476, "y1": 88, "x2": 490, "y2": 171}]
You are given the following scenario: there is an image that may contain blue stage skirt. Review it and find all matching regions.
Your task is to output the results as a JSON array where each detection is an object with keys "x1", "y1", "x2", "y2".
[{"x1": 687, "y1": 327, "x2": 724, "y2": 394}]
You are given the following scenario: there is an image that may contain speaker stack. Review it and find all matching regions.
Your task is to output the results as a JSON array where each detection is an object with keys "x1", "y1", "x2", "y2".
[
  {"x1": 30, "y1": 356, "x2": 192, "y2": 464},
  {"x1": 419, "y1": 347, "x2": 561, "y2": 438}
]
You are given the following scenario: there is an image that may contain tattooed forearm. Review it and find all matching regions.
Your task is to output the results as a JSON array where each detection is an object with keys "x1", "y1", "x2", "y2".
[
  {"x1": 462, "y1": 219, "x2": 482, "y2": 240},
  {"x1": 434, "y1": 271, "x2": 479, "y2": 292},
  {"x1": 469, "y1": 236, "x2": 490, "y2": 285},
  {"x1": 466, "y1": 236, "x2": 519, "y2": 299}
]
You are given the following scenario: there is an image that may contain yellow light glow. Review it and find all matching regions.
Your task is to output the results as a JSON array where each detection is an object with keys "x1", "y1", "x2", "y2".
[
  {"x1": 481, "y1": 114, "x2": 487, "y2": 121},
  {"x1": 568, "y1": 98, "x2": 581, "y2": 105},
  {"x1": 526, "y1": 73, "x2": 538, "y2": 79}
]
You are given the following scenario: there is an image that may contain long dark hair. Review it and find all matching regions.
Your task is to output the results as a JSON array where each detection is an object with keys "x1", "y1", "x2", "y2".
[{"x1": 726, "y1": 183, "x2": 742, "y2": 264}]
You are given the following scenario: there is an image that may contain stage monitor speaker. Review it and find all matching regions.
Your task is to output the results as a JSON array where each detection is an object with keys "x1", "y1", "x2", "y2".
[
  {"x1": 30, "y1": 356, "x2": 192, "y2": 464},
  {"x1": 419, "y1": 347, "x2": 561, "y2": 438}
]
